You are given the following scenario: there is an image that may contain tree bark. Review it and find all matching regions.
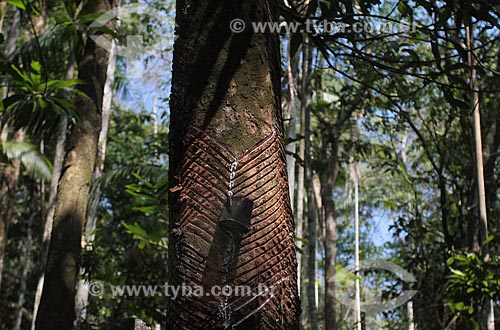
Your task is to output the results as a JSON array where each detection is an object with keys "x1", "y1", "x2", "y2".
[
  {"x1": 285, "y1": 38, "x2": 298, "y2": 211},
  {"x1": 35, "y1": 1, "x2": 113, "y2": 329},
  {"x1": 304, "y1": 80, "x2": 319, "y2": 330},
  {"x1": 296, "y1": 86, "x2": 307, "y2": 328},
  {"x1": 0, "y1": 129, "x2": 23, "y2": 290},
  {"x1": 322, "y1": 143, "x2": 340, "y2": 330},
  {"x1": 32, "y1": 36, "x2": 76, "y2": 329},
  {"x1": 466, "y1": 22, "x2": 494, "y2": 330},
  {"x1": 167, "y1": 1, "x2": 299, "y2": 328},
  {"x1": 13, "y1": 208, "x2": 34, "y2": 330},
  {"x1": 0, "y1": 1, "x2": 6, "y2": 33},
  {"x1": 299, "y1": 38, "x2": 318, "y2": 330},
  {"x1": 75, "y1": 32, "x2": 117, "y2": 324},
  {"x1": 0, "y1": 7, "x2": 21, "y2": 288}
]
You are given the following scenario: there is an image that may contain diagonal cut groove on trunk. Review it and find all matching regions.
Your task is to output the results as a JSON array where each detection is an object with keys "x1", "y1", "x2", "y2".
[{"x1": 169, "y1": 128, "x2": 298, "y2": 329}]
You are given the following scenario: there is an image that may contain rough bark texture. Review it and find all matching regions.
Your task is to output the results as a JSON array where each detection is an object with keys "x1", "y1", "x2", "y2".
[
  {"x1": 14, "y1": 210, "x2": 34, "y2": 330},
  {"x1": 0, "y1": 6, "x2": 22, "y2": 290},
  {"x1": 32, "y1": 39, "x2": 75, "y2": 329},
  {"x1": 322, "y1": 144, "x2": 340, "y2": 330},
  {"x1": 0, "y1": 129, "x2": 23, "y2": 289},
  {"x1": 297, "y1": 42, "x2": 310, "y2": 328},
  {"x1": 75, "y1": 35, "x2": 117, "y2": 324},
  {"x1": 168, "y1": 0, "x2": 299, "y2": 328},
  {"x1": 35, "y1": 1, "x2": 112, "y2": 329},
  {"x1": 304, "y1": 79, "x2": 319, "y2": 330}
]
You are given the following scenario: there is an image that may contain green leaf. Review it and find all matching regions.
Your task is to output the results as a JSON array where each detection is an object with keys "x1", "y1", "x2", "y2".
[
  {"x1": 483, "y1": 235, "x2": 494, "y2": 246},
  {"x1": 138, "y1": 240, "x2": 146, "y2": 250},
  {"x1": 5, "y1": 0, "x2": 25, "y2": 9},
  {"x1": 122, "y1": 221, "x2": 148, "y2": 238},
  {"x1": 133, "y1": 205, "x2": 157, "y2": 214},
  {"x1": 31, "y1": 61, "x2": 41, "y2": 74},
  {"x1": 397, "y1": 2, "x2": 409, "y2": 16},
  {"x1": 450, "y1": 268, "x2": 465, "y2": 277},
  {"x1": 1, "y1": 140, "x2": 52, "y2": 179}
]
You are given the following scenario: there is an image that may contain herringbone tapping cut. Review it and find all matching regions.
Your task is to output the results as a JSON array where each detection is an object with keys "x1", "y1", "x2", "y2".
[{"x1": 168, "y1": 127, "x2": 299, "y2": 329}]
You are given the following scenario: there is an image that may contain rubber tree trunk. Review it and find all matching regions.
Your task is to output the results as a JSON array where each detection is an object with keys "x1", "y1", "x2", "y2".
[
  {"x1": 35, "y1": 1, "x2": 113, "y2": 329},
  {"x1": 167, "y1": 0, "x2": 299, "y2": 328}
]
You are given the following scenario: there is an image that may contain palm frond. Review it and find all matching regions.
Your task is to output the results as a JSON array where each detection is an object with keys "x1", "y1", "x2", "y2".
[
  {"x1": 1, "y1": 140, "x2": 52, "y2": 180},
  {"x1": 93, "y1": 164, "x2": 167, "y2": 193}
]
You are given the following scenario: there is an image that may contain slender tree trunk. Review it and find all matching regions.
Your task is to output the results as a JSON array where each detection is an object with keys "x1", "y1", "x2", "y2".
[
  {"x1": 75, "y1": 33, "x2": 117, "y2": 324},
  {"x1": 0, "y1": 6, "x2": 20, "y2": 134},
  {"x1": 285, "y1": 39, "x2": 298, "y2": 211},
  {"x1": 297, "y1": 100, "x2": 307, "y2": 326},
  {"x1": 167, "y1": 1, "x2": 299, "y2": 328},
  {"x1": 408, "y1": 300, "x2": 415, "y2": 330},
  {"x1": 305, "y1": 107, "x2": 319, "y2": 330},
  {"x1": 312, "y1": 173, "x2": 322, "y2": 310},
  {"x1": 466, "y1": 23, "x2": 494, "y2": 330},
  {"x1": 304, "y1": 43, "x2": 318, "y2": 330},
  {"x1": 299, "y1": 38, "x2": 318, "y2": 330},
  {"x1": 35, "y1": 2, "x2": 113, "y2": 329},
  {"x1": 31, "y1": 37, "x2": 76, "y2": 329},
  {"x1": 298, "y1": 40, "x2": 312, "y2": 328},
  {"x1": 322, "y1": 142, "x2": 340, "y2": 330},
  {"x1": 0, "y1": 1, "x2": 6, "y2": 33},
  {"x1": 31, "y1": 115, "x2": 69, "y2": 330},
  {"x1": 0, "y1": 129, "x2": 23, "y2": 290},
  {"x1": 152, "y1": 83, "x2": 160, "y2": 164},
  {"x1": 0, "y1": 5, "x2": 28, "y2": 293},
  {"x1": 13, "y1": 208, "x2": 34, "y2": 330}
]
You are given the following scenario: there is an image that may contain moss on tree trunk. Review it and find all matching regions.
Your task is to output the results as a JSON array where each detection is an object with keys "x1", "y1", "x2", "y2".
[
  {"x1": 35, "y1": 1, "x2": 112, "y2": 329},
  {"x1": 168, "y1": 0, "x2": 299, "y2": 328}
]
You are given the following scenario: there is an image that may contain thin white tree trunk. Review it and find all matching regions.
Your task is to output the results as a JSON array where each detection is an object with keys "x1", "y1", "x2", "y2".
[
  {"x1": 296, "y1": 106, "x2": 306, "y2": 324},
  {"x1": 152, "y1": 84, "x2": 160, "y2": 164},
  {"x1": 297, "y1": 41, "x2": 311, "y2": 327},
  {"x1": 285, "y1": 39, "x2": 298, "y2": 211},
  {"x1": 0, "y1": 1, "x2": 6, "y2": 33},
  {"x1": 408, "y1": 301, "x2": 415, "y2": 330},
  {"x1": 350, "y1": 158, "x2": 362, "y2": 330},
  {"x1": 466, "y1": 23, "x2": 494, "y2": 330}
]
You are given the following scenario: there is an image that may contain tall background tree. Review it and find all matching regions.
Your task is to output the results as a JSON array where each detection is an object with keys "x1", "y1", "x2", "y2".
[{"x1": 35, "y1": 0, "x2": 114, "y2": 328}]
